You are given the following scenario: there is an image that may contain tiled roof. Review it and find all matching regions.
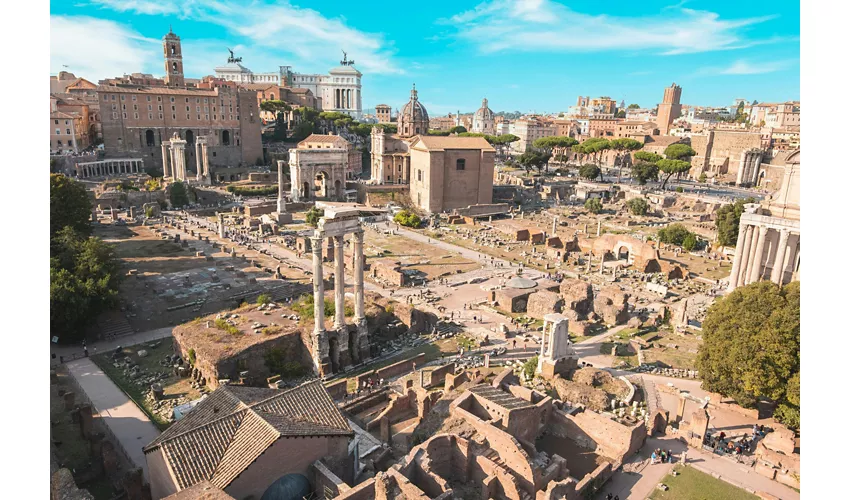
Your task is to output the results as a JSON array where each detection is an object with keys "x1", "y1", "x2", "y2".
[
  {"x1": 163, "y1": 481, "x2": 236, "y2": 499},
  {"x1": 643, "y1": 135, "x2": 682, "y2": 147},
  {"x1": 144, "y1": 381, "x2": 351, "y2": 491},
  {"x1": 299, "y1": 134, "x2": 347, "y2": 146},
  {"x1": 413, "y1": 135, "x2": 495, "y2": 151},
  {"x1": 50, "y1": 111, "x2": 77, "y2": 119},
  {"x1": 95, "y1": 85, "x2": 224, "y2": 96}
]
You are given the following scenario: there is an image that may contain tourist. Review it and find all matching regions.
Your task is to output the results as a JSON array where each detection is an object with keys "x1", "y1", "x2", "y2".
[
  {"x1": 681, "y1": 450, "x2": 687, "y2": 464},
  {"x1": 651, "y1": 450, "x2": 658, "y2": 464},
  {"x1": 606, "y1": 494, "x2": 613, "y2": 500}
]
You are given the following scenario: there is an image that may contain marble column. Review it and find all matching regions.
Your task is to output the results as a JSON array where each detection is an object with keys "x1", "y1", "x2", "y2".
[
  {"x1": 353, "y1": 231, "x2": 365, "y2": 323},
  {"x1": 744, "y1": 225, "x2": 761, "y2": 285},
  {"x1": 334, "y1": 235, "x2": 345, "y2": 330},
  {"x1": 162, "y1": 144, "x2": 171, "y2": 178},
  {"x1": 311, "y1": 237, "x2": 325, "y2": 335},
  {"x1": 736, "y1": 225, "x2": 755, "y2": 287},
  {"x1": 748, "y1": 225, "x2": 769, "y2": 284},
  {"x1": 770, "y1": 230, "x2": 790, "y2": 284},
  {"x1": 195, "y1": 140, "x2": 202, "y2": 181},
  {"x1": 727, "y1": 222, "x2": 749, "y2": 290},
  {"x1": 277, "y1": 160, "x2": 286, "y2": 213}
]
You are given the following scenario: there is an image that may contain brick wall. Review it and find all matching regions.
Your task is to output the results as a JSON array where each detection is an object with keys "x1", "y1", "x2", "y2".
[
  {"x1": 425, "y1": 362, "x2": 455, "y2": 388},
  {"x1": 547, "y1": 409, "x2": 645, "y2": 463}
]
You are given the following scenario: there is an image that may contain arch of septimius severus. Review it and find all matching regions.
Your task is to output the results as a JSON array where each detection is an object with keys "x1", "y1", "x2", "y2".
[{"x1": 728, "y1": 149, "x2": 800, "y2": 290}]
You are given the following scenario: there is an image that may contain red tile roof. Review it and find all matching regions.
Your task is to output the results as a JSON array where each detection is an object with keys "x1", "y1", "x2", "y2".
[{"x1": 144, "y1": 381, "x2": 351, "y2": 490}]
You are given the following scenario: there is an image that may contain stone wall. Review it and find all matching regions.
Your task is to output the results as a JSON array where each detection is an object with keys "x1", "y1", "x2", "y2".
[
  {"x1": 324, "y1": 378, "x2": 349, "y2": 400},
  {"x1": 526, "y1": 291, "x2": 564, "y2": 319},
  {"x1": 370, "y1": 259, "x2": 407, "y2": 286},
  {"x1": 547, "y1": 409, "x2": 645, "y2": 463},
  {"x1": 424, "y1": 362, "x2": 456, "y2": 388},
  {"x1": 356, "y1": 353, "x2": 427, "y2": 387}
]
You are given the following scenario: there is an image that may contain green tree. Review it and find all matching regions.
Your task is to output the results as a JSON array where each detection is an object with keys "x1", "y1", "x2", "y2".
[
  {"x1": 631, "y1": 161, "x2": 659, "y2": 185},
  {"x1": 657, "y1": 159, "x2": 692, "y2": 189},
  {"x1": 616, "y1": 110, "x2": 626, "y2": 118},
  {"x1": 448, "y1": 125, "x2": 467, "y2": 134},
  {"x1": 532, "y1": 136, "x2": 579, "y2": 151},
  {"x1": 584, "y1": 198, "x2": 603, "y2": 214},
  {"x1": 698, "y1": 172, "x2": 707, "y2": 183},
  {"x1": 627, "y1": 103, "x2": 641, "y2": 109},
  {"x1": 582, "y1": 138, "x2": 611, "y2": 165},
  {"x1": 522, "y1": 356, "x2": 538, "y2": 380},
  {"x1": 393, "y1": 210, "x2": 421, "y2": 228},
  {"x1": 50, "y1": 174, "x2": 92, "y2": 237},
  {"x1": 169, "y1": 181, "x2": 190, "y2": 208},
  {"x1": 715, "y1": 197, "x2": 757, "y2": 247},
  {"x1": 696, "y1": 281, "x2": 800, "y2": 428},
  {"x1": 517, "y1": 150, "x2": 550, "y2": 173},
  {"x1": 634, "y1": 151, "x2": 662, "y2": 164},
  {"x1": 682, "y1": 233, "x2": 697, "y2": 251},
  {"x1": 626, "y1": 197, "x2": 649, "y2": 216},
  {"x1": 578, "y1": 164, "x2": 601, "y2": 181},
  {"x1": 656, "y1": 223, "x2": 693, "y2": 246},
  {"x1": 664, "y1": 143, "x2": 697, "y2": 161},
  {"x1": 305, "y1": 207, "x2": 324, "y2": 228}
]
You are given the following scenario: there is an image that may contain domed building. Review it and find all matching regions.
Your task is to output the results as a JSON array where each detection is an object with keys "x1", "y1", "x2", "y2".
[
  {"x1": 398, "y1": 84, "x2": 429, "y2": 138},
  {"x1": 472, "y1": 97, "x2": 495, "y2": 135}
]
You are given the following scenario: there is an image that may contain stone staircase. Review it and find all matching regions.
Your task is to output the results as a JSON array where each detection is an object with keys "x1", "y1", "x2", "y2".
[
  {"x1": 435, "y1": 321, "x2": 464, "y2": 335},
  {"x1": 96, "y1": 312, "x2": 135, "y2": 339}
]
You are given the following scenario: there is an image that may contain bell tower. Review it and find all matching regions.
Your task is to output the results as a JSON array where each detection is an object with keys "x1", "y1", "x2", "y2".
[{"x1": 163, "y1": 26, "x2": 184, "y2": 87}]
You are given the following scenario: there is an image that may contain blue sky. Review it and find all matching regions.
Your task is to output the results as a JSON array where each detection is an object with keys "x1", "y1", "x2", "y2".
[{"x1": 50, "y1": 0, "x2": 800, "y2": 115}]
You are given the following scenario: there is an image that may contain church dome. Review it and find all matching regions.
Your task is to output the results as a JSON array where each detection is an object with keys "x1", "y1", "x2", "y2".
[
  {"x1": 474, "y1": 98, "x2": 493, "y2": 122},
  {"x1": 398, "y1": 85, "x2": 429, "y2": 137},
  {"x1": 472, "y1": 98, "x2": 495, "y2": 134}
]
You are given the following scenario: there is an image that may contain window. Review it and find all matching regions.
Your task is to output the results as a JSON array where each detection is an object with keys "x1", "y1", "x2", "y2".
[
  {"x1": 148, "y1": 113, "x2": 152, "y2": 119},
  {"x1": 185, "y1": 98, "x2": 189, "y2": 103},
  {"x1": 196, "y1": 106, "x2": 200, "y2": 112},
  {"x1": 57, "y1": 140, "x2": 62, "y2": 146},
  {"x1": 65, "y1": 120, "x2": 69, "y2": 125},
  {"x1": 111, "y1": 95, "x2": 116, "y2": 101},
  {"x1": 172, "y1": 114, "x2": 176, "y2": 119},
  {"x1": 186, "y1": 106, "x2": 190, "y2": 112},
  {"x1": 170, "y1": 97, "x2": 175, "y2": 102},
  {"x1": 133, "y1": 104, "x2": 138, "y2": 110},
  {"x1": 134, "y1": 113, "x2": 139, "y2": 119},
  {"x1": 157, "y1": 96, "x2": 162, "y2": 102},
  {"x1": 55, "y1": 128, "x2": 60, "y2": 135},
  {"x1": 54, "y1": 119, "x2": 58, "y2": 125},
  {"x1": 132, "y1": 95, "x2": 136, "y2": 101},
  {"x1": 456, "y1": 159, "x2": 466, "y2": 170},
  {"x1": 68, "y1": 140, "x2": 72, "y2": 146},
  {"x1": 66, "y1": 129, "x2": 71, "y2": 134},
  {"x1": 121, "y1": 95, "x2": 125, "y2": 101},
  {"x1": 112, "y1": 112, "x2": 118, "y2": 119},
  {"x1": 148, "y1": 105, "x2": 152, "y2": 110},
  {"x1": 417, "y1": 170, "x2": 422, "y2": 182},
  {"x1": 160, "y1": 114, "x2": 163, "y2": 119},
  {"x1": 172, "y1": 106, "x2": 176, "y2": 111},
  {"x1": 158, "y1": 105, "x2": 162, "y2": 111}
]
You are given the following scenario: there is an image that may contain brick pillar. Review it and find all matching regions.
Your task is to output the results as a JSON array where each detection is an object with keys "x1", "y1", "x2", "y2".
[
  {"x1": 78, "y1": 404, "x2": 94, "y2": 438},
  {"x1": 63, "y1": 391, "x2": 76, "y2": 410}
]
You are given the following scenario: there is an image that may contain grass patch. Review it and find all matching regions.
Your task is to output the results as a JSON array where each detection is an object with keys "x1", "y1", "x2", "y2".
[
  {"x1": 262, "y1": 325, "x2": 283, "y2": 336},
  {"x1": 215, "y1": 318, "x2": 242, "y2": 335},
  {"x1": 291, "y1": 294, "x2": 354, "y2": 321},
  {"x1": 649, "y1": 465, "x2": 758, "y2": 500}
]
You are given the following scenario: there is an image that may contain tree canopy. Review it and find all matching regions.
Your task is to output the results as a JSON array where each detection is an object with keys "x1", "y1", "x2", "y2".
[
  {"x1": 169, "y1": 181, "x2": 190, "y2": 208},
  {"x1": 578, "y1": 164, "x2": 601, "y2": 181},
  {"x1": 696, "y1": 281, "x2": 800, "y2": 429},
  {"x1": 517, "y1": 150, "x2": 551, "y2": 172},
  {"x1": 627, "y1": 103, "x2": 641, "y2": 109},
  {"x1": 448, "y1": 125, "x2": 467, "y2": 134},
  {"x1": 664, "y1": 143, "x2": 697, "y2": 161},
  {"x1": 584, "y1": 198, "x2": 603, "y2": 214},
  {"x1": 631, "y1": 161, "x2": 659, "y2": 185},
  {"x1": 634, "y1": 151, "x2": 662, "y2": 163},
  {"x1": 305, "y1": 207, "x2": 324, "y2": 228},
  {"x1": 657, "y1": 159, "x2": 692, "y2": 189},
  {"x1": 715, "y1": 197, "x2": 758, "y2": 247},
  {"x1": 610, "y1": 138, "x2": 643, "y2": 152},
  {"x1": 393, "y1": 210, "x2": 421, "y2": 228},
  {"x1": 51, "y1": 174, "x2": 92, "y2": 238},
  {"x1": 657, "y1": 223, "x2": 695, "y2": 246},
  {"x1": 532, "y1": 136, "x2": 578, "y2": 150},
  {"x1": 626, "y1": 197, "x2": 649, "y2": 216}
]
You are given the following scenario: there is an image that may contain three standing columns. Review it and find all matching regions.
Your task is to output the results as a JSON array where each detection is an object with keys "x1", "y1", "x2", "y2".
[
  {"x1": 311, "y1": 237, "x2": 326, "y2": 336},
  {"x1": 333, "y1": 236, "x2": 346, "y2": 330}
]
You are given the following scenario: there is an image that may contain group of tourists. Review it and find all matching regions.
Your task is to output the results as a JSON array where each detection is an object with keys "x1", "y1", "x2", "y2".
[{"x1": 650, "y1": 448, "x2": 675, "y2": 465}]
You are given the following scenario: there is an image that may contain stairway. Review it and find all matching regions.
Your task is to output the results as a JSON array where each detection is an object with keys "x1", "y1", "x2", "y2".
[
  {"x1": 96, "y1": 312, "x2": 135, "y2": 339},
  {"x1": 436, "y1": 321, "x2": 463, "y2": 335}
]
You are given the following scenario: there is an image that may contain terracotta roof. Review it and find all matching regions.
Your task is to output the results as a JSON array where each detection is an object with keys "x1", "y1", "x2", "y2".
[
  {"x1": 95, "y1": 85, "x2": 233, "y2": 97},
  {"x1": 643, "y1": 135, "x2": 682, "y2": 147},
  {"x1": 412, "y1": 135, "x2": 495, "y2": 151},
  {"x1": 289, "y1": 88, "x2": 312, "y2": 94},
  {"x1": 50, "y1": 111, "x2": 77, "y2": 119},
  {"x1": 240, "y1": 83, "x2": 280, "y2": 91},
  {"x1": 144, "y1": 382, "x2": 351, "y2": 491},
  {"x1": 164, "y1": 481, "x2": 235, "y2": 499},
  {"x1": 298, "y1": 134, "x2": 348, "y2": 146}
]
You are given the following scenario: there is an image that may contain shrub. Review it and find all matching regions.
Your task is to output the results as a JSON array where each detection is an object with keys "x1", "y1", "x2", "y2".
[
  {"x1": 145, "y1": 206, "x2": 156, "y2": 218},
  {"x1": 682, "y1": 233, "x2": 697, "y2": 252},
  {"x1": 522, "y1": 356, "x2": 538, "y2": 380},
  {"x1": 256, "y1": 293, "x2": 272, "y2": 305},
  {"x1": 226, "y1": 185, "x2": 277, "y2": 197},
  {"x1": 393, "y1": 209, "x2": 421, "y2": 228},
  {"x1": 187, "y1": 348, "x2": 196, "y2": 365},
  {"x1": 305, "y1": 207, "x2": 324, "y2": 228},
  {"x1": 698, "y1": 172, "x2": 707, "y2": 183},
  {"x1": 215, "y1": 318, "x2": 241, "y2": 335},
  {"x1": 584, "y1": 198, "x2": 603, "y2": 214},
  {"x1": 626, "y1": 197, "x2": 649, "y2": 216},
  {"x1": 657, "y1": 223, "x2": 694, "y2": 247},
  {"x1": 169, "y1": 181, "x2": 190, "y2": 207},
  {"x1": 675, "y1": 186, "x2": 684, "y2": 193}
]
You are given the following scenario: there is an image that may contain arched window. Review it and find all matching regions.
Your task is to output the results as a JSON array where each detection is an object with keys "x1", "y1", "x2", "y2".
[
  {"x1": 222, "y1": 130, "x2": 230, "y2": 145},
  {"x1": 170, "y1": 45, "x2": 176, "y2": 55},
  {"x1": 456, "y1": 159, "x2": 466, "y2": 171},
  {"x1": 145, "y1": 129, "x2": 155, "y2": 146},
  {"x1": 269, "y1": 93, "x2": 275, "y2": 100},
  {"x1": 172, "y1": 62, "x2": 178, "y2": 72}
]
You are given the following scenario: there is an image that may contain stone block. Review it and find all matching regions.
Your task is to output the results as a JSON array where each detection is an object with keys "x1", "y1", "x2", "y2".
[{"x1": 526, "y1": 291, "x2": 564, "y2": 319}]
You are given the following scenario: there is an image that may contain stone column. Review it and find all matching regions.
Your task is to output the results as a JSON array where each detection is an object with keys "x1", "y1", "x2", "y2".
[
  {"x1": 736, "y1": 225, "x2": 754, "y2": 287},
  {"x1": 353, "y1": 231, "x2": 365, "y2": 322},
  {"x1": 744, "y1": 226, "x2": 761, "y2": 285},
  {"x1": 161, "y1": 144, "x2": 170, "y2": 178},
  {"x1": 333, "y1": 235, "x2": 345, "y2": 330},
  {"x1": 277, "y1": 160, "x2": 286, "y2": 213},
  {"x1": 195, "y1": 140, "x2": 202, "y2": 181},
  {"x1": 202, "y1": 141, "x2": 210, "y2": 179},
  {"x1": 727, "y1": 222, "x2": 749, "y2": 290},
  {"x1": 770, "y1": 229, "x2": 790, "y2": 284},
  {"x1": 311, "y1": 237, "x2": 325, "y2": 335},
  {"x1": 748, "y1": 225, "x2": 769, "y2": 284},
  {"x1": 217, "y1": 213, "x2": 225, "y2": 238},
  {"x1": 597, "y1": 220, "x2": 601, "y2": 237}
]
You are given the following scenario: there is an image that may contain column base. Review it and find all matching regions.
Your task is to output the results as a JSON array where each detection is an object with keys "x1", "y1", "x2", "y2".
[{"x1": 355, "y1": 319, "x2": 370, "y2": 363}]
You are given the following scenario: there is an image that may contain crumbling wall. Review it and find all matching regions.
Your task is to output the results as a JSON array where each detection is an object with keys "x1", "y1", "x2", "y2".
[
  {"x1": 593, "y1": 287, "x2": 630, "y2": 326},
  {"x1": 424, "y1": 362, "x2": 455, "y2": 388},
  {"x1": 547, "y1": 409, "x2": 645, "y2": 463},
  {"x1": 526, "y1": 291, "x2": 564, "y2": 319}
]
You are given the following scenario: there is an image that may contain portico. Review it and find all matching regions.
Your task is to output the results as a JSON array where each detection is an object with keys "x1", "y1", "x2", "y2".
[
  {"x1": 75, "y1": 158, "x2": 144, "y2": 178},
  {"x1": 310, "y1": 208, "x2": 369, "y2": 376},
  {"x1": 727, "y1": 209, "x2": 800, "y2": 289}
]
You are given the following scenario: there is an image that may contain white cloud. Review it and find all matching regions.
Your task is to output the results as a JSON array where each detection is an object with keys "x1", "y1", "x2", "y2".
[
  {"x1": 718, "y1": 59, "x2": 796, "y2": 75},
  {"x1": 89, "y1": 0, "x2": 402, "y2": 75},
  {"x1": 50, "y1": 15, "x2": 160, "y2": 80},
  {"x1": 90, "y1": 0, "x2": 180, "y2": 16},
  {"x1": 442, "y1": 0, "x2": 787, "y2": 56}
]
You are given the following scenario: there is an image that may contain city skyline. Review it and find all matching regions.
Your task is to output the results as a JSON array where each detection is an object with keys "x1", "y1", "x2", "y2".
[{"x1": 50, "y1": 0, "x2": 800, "y2": 114}]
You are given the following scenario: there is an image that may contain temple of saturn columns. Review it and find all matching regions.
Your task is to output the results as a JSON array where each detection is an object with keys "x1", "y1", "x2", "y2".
[
  {"x1": 728, "y1": 149, "x2": 800, "y2": 290},
  {"x1": 75, "y1": 158, "x2": 145, "y2": 179},
  {"x1": 310, "y1": 207, "x2": 370, "y2": 376}
]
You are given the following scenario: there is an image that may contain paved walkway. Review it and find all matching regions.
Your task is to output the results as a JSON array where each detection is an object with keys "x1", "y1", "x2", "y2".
[
  {"x1": 66, "y1": 357, "x2": 161, "y2": 480},
  {"x1": 51, "y1": 327, "x2": 174, "y2": 367}
]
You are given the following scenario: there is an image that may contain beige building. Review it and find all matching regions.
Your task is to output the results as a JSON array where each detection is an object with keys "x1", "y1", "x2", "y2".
[
  {"x1": 656, "y1": 83, "x2": 682, "y2": 136},
  {"x1": 97, "y1": 28, "x2": 263, "y2": 173},
  {"x1": 728, "y1": 149, "x2": 800, "y2": 290},
  {"x1": 408, "y1": 135, "x2": 496, "y2": 213},
  {"x1": 690, "y1": 130, "x2": 763, "y2": 184},
  {"x1": 511, "y1": 116, "x2": 557, "y2": 153},
  {"x1": 375, "y1": 104, "x2": 392, "y2": 123},
  {"x1": 50, "y1": 111, "x2": 87, "y2": 154},
  {"x1": 243, "y1": 83, "x2": 319, "y2": 123}
]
